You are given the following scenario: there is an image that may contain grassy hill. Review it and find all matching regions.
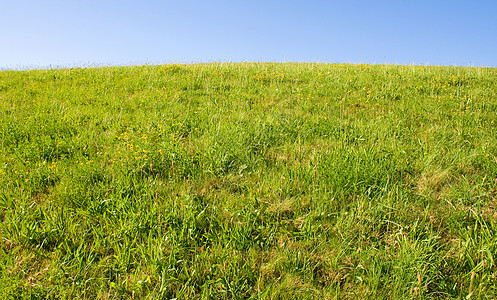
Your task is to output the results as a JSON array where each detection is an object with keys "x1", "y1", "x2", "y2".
[{"x1": 1, "y1": 63, "x2": 497, "y2": 298}]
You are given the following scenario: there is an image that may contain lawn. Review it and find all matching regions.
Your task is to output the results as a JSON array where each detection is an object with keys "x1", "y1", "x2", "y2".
[{"x1": 1, "y1": 63, "x2": 497, "y2": 298}]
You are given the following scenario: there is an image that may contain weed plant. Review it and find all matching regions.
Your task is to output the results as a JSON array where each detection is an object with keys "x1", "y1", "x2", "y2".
[{"x1": 1, "y1": 63, "x2": 497, "y2": 298}]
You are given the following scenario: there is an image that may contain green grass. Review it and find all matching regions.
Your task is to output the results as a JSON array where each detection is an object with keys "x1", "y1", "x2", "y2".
[{"x1": 1, "y1": 62, "x2": 496, "y2": 299}]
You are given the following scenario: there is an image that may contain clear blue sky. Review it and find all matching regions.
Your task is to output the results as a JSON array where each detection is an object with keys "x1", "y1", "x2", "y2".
[{"x1": 1, "y1": 0, "x2": 496, "y2": 69}]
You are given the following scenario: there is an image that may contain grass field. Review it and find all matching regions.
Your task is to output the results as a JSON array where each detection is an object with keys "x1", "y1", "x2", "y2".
[{"x1": 1, "y1": 62, "x2": 497, "y2": 298}]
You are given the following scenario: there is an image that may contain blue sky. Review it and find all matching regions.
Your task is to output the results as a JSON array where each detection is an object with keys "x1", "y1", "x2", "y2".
[{"x1": 1, "y1": 0, "x2": 496, "y2": 69}]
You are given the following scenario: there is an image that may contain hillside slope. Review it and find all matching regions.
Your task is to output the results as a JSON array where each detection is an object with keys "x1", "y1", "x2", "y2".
[{"x1": 1, "y1": 63, "x2": 497, "y2": 298}]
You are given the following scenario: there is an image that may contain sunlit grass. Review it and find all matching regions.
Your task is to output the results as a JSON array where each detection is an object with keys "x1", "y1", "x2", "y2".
[{"x1": 1, "y1": 63, "x2": 497, "y2": 298}]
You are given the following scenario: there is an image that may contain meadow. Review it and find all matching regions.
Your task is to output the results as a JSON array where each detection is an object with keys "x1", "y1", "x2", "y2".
[{"x1": 0, "y1": 62, "x2": 496, "y2": 298}]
